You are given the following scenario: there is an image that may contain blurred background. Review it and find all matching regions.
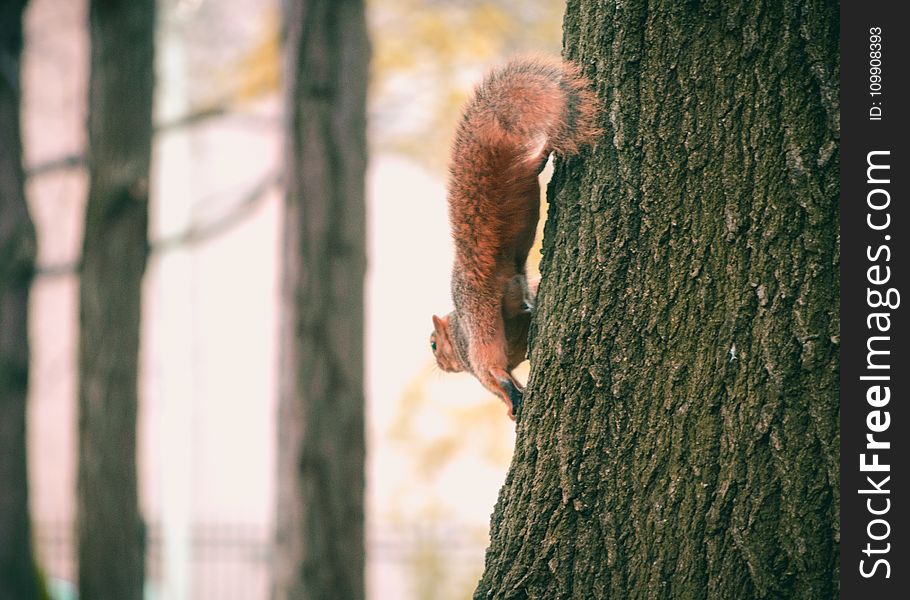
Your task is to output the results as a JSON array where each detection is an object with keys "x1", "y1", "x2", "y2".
[{"x1": 21, "y1": 0, "x2": 563, "y2": 598}]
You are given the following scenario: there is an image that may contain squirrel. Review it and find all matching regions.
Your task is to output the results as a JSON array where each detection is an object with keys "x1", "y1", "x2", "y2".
[{"x1": 430, "y1": 56, "x2": 600, "y2": 420}]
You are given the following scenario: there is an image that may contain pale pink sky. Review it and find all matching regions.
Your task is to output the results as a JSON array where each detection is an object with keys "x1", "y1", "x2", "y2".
[{"x1": 22, "y1": 0, "x2": 519, "y2": 597}]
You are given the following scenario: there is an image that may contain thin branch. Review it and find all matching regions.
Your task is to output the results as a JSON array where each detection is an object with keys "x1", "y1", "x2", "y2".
[
  {"x1": 155, "y1": 104, "x2": 227, "y2": 134},
  {"x1": 25, "y1": 153, "x2": 85, "y2": 177},
  {"x1": 33, "y1": 260, "x2": 81, "y2": 279},
  {"x1": 152, "y1": 170, "x2": 280, "y2": 252},
  {"x1": 34, "y1": 169, "x2": 280, "y2": 279},
  {"x1": 25, "y1": 103, "x2": 232, "y2": 178}
]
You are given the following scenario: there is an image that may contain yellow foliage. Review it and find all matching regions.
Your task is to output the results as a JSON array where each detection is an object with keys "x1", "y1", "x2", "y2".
[
  {"x1": 370, "y1": 0, "x2": 565, "y2": 170},
  {"x1": 211, "y1": 1, "x2": 564, "y2": 172},
  {"x1": 234, "y1": 9, "x2": 280, "y2": 101}
]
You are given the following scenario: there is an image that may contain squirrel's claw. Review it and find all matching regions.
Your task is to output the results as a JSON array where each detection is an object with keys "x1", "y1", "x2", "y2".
[{"x1": 495, "y1": 375, "x2": 524, "y2": 422}]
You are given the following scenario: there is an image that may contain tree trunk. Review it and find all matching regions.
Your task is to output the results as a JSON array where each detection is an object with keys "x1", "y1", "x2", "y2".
[
  {"x1": 0, "y1": 1, "x2": 43, "y2": 598},
  {"x1": 274, "y1": 1, "x2": 370, "y2": 598},
  {"x1": 77, "y1": 1, "x2": 155, "y2": 599},
  {"x1": 476, "y1": 1, "x2": 839, "y2": 599}
]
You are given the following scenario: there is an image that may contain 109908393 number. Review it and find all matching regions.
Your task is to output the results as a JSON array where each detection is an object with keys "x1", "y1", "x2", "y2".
[{"x1": 869, "y1": 27, "x2": 882, "y2": 120}]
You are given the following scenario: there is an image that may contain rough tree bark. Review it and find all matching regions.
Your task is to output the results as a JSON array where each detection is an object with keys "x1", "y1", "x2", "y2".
[
  {"x1": 274, "y1": 1, "x2": 370, "y2": 598},
  {"x1": 77, "y1": 1, "x2": 155, "y2": 599},
  {"x1": 476, "y1": 1, "x2": 839, "y2": 598},
  {"x1": 0, "y1": 1, "x2": 43, "y2": 598}
]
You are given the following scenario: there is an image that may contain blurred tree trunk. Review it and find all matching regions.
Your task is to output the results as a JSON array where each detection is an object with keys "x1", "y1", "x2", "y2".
[
  {"x1": 476, "y1": 1, "x2": 839, "y2": 598},
  {"x1": 0, "y1": 1, "x2": 43, "y2": 598},
  {"x1": 77, "y1": 1, "x2": 155, "y2": 599},
  {"x1": 274, "y1": 1, "x2": 370, "y2": 598}
]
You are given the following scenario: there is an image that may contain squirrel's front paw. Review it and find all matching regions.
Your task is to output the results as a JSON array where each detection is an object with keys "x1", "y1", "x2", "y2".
[
  {"x1": 490, "y1": 371, "x2": 523, "y2": 421},
  {"x1": 499, "y1": 377, "x2": 523, "y2": 420},
  {"x1": 471, "y1": 345, "x2": 523, "y2": 421}
]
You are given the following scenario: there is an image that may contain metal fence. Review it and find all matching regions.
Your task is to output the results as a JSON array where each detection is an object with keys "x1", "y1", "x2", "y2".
[
  {"x1": 36, "y1": 522, "x2": 270, "y2": 600},
  {"x1": 34, "y1": 521, "x2": 488, "y2": 600}
]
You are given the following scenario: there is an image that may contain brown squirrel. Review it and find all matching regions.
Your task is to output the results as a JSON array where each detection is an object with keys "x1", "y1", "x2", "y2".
[{"x1": 430, "y1": 56, "x2": 600, "y2": 420}]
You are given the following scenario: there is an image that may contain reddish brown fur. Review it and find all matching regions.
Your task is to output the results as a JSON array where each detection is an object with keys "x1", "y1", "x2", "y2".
[{"x1": 430, "y1": 56, "x2": 600, "y2": 419}]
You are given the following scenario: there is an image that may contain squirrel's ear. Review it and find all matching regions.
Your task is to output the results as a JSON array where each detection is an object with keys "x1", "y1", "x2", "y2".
[{"x1": 432, "y1": 314, "x2": 451, "y2": 335}]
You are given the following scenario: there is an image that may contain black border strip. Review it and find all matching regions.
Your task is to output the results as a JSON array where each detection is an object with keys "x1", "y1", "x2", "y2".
[{"x1": 840, "y1": 1, "x2": 907, "y2": 596}]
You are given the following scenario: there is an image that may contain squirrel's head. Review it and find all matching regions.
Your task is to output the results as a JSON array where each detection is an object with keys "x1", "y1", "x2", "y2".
[{"x1": 430, "y1": 313, "x2": 465, "y2": 373}]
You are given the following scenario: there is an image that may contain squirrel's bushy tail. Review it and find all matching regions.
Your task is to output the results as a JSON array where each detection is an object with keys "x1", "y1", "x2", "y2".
[
  {"x1": 529, "y1": 57, "x2": 601, "y2": 156},
  {"x1": 455, "y1": 55, "x2": 601, "y2": 171}
]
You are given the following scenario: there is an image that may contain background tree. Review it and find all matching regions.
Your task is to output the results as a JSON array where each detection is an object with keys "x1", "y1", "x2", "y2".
[
  {"x1": 77, "y1": 1, "x2": 156, "y2": 598},
  {"x1": 273, "y1": 0, "x2": 370, "y2": 598},
  {"x1": 476, "y1": 1, "x2": 839, "y2": 598},
  {"x1": 0, "y1": 0, "x2": 43, "y2": 597}
]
